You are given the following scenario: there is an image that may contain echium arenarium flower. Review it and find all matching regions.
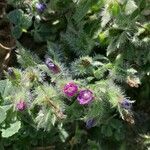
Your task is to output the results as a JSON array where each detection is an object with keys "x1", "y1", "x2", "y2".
[
  {"x1": 45, "y1": 58, "x2": 60, "y2": 74},
  {"x1": 120, "y1": 98, "x2": 135, "y2": 110},
  {"x1": 7, "y1": 67, "x2": 15, "y2": 78},
  {"x1": 16, "y1": 100, "x2": 27, "y2": 111},
  {"x1": 86, "y1": 118, "x2": 96, "y2": 129},
  {"x1": 63, "y1": 82, "x2": 78, "y2": 97},
  {"x1": 36, "y1": 3, "x2": 46, "y2": 13},
  {"x1": 77, "y1": 89, "x2": 94, "y2": 105}
]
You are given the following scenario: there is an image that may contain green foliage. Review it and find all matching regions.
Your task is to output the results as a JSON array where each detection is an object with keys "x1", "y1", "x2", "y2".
[
  {"x1": 1, "y1": 121, "x2": 21, "y2": 138},
  {"x1": 100, "y1": 0, "x2": 150, "y2": 82},
  {"x1": 0, "y1": 0, "x2": 149, "y2": 149},
  {"x1": 0, "y1": 80, "x2": 7, "y2": 97},
  {"x1": 0, "y1": 107, "x2": 6, "y2": 124},
  {"x1": 61, "y1": 22, "x2": 95, "y2": 56},
  {"x1": 73, "y1": 0, "x2": 99, "y2": 23},
  {"x1": 7, "y1": 9, "x2": 32, "y2": 39},
  {"x1": 16, "y1": 43, "x2": 41, "y2": 68}
]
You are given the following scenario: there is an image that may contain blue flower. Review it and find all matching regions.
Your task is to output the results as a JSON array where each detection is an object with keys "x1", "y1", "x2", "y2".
[
  {"x1": 36, "y1": 3, "x2": 46, "y2": 13},
  {"x1": 86, "y1": 119, "x2": 96, "y2": 129},
  {"x1": 7, "y1": 67, "x2": 14, "y2": 75},
  {"x1": 7, "y1": 67, "x2": 15, "y2": 78},
  {"x1": 120, "y1": 98, "x2": 135, "y2": 110}
]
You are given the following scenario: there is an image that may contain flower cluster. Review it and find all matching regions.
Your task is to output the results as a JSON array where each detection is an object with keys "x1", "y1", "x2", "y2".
[{"x1": 63, "y1": 82, "x2": 94, "y2": 105}]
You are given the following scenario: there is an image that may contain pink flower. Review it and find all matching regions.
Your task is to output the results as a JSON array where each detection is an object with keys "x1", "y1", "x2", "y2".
[
  {"x1": 16, "y1": 100, "x2": 27, "y2": 111},
  {"x1": 77, "y1": 90, "x2": 94, "y2": 105},
  {"x1": 63, "y1": 82, "x2": 78, "y2": 97}
]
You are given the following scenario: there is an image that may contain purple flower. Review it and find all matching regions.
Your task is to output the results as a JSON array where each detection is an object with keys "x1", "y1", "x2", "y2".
[
  {"x1": 7, "y1": 67, "x2": 15, "y2": 78},
  {"x1": 120, "y1": 98, "x2": 135, "y2": 110},
  {"x1": 86, "y1": 119, "x2": 96, "y2": 129},
  {"x1": 36, "y1": 3, "x2": 46, "y2": 12},
  {"x1": 77, "y1": 90, "x2": 94, "y2": 105},
  {"x1": 16, "y1": 100, "x2": 27, "y2": 111},
  {"x1": 45, "y1": 58, "x2": 60, "y2": 74},
  {"x1": 63, "y1": 82, "x2": 78, "y2": 97}
]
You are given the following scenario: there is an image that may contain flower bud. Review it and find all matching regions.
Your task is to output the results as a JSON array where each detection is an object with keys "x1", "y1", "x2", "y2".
[{"x1": 45, "y1": 58, "x2": 60, "y2": 74}]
